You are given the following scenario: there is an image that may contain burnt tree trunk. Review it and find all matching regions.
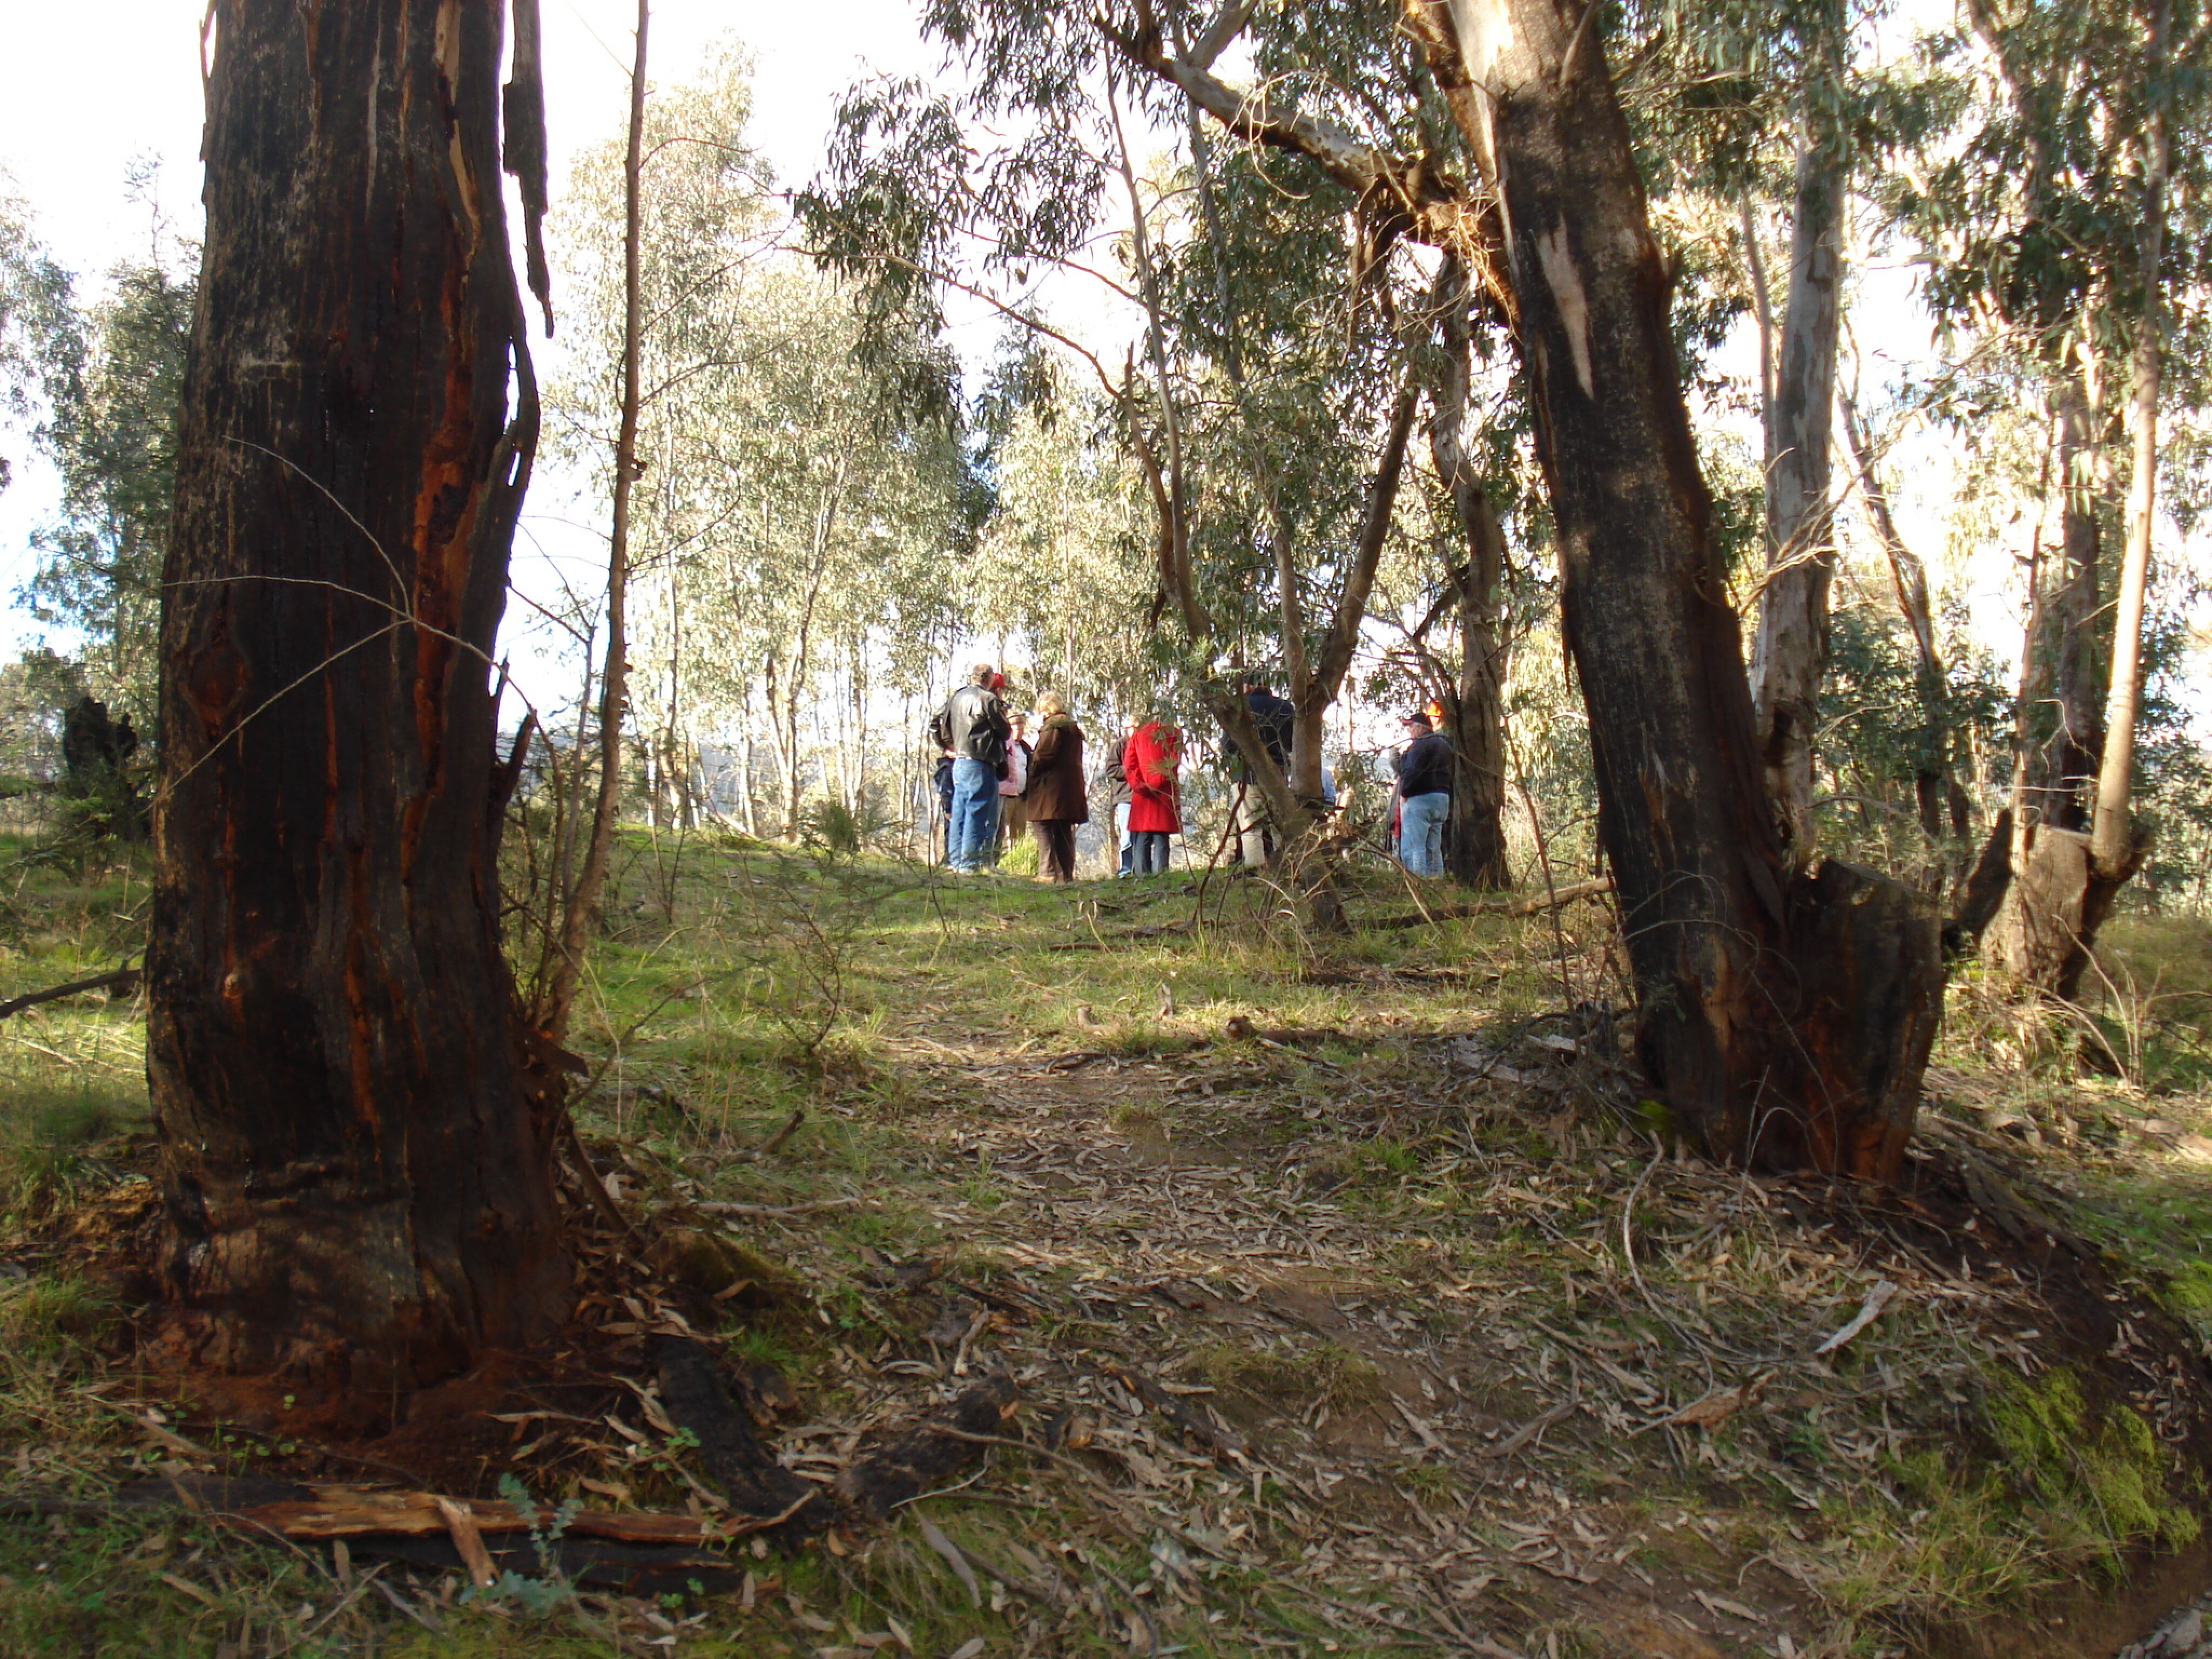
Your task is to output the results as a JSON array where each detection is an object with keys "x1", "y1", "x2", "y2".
[
  {"x1": 149, "y1": 0, "x2": 571, "y2": 1385},
  {"x1": 1438, "y1": 0, "x2": 1941, "y2": 1178}
]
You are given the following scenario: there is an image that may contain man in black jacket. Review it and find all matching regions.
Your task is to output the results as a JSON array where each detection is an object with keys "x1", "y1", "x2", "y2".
[
  {"x1": 1236, "y1": 680, "x2": 1296, "y2": 865},
  {"x1": 929, "y1": 664, "x2": 1010, "y2": 873},
  {"x1": 1393, "y1": 711, "x2": 1452, "y2": 876}
]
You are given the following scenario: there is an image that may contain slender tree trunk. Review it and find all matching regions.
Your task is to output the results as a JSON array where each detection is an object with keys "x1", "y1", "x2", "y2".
[
  {"x1": 1994, "y1": 358, "x2": 2116, "y2": 995},
  {"x1": 543, "y1": 0, "x2": 648, "y2": 1038},
  {"x1": 2090, "y1": 0, "x2": 2169, "y2": 879},
  {"x1": 149, "y1": 0, "x2": 570, "y2": 1384},
  {"x1": 1839, "y1": 392, "x2": 1969, "y2": 845},
  {"x1": 1428, "y1": 252, "x2": 1512, "y2": 889},
  {"x1": 1741, "y1": 194, "x2": 1777, "y2": 478},
  {"x1": 1437, "y1": 0, "x2": 1940, "y2": 1177},
  {"x1": 1749, "y1": 33, "x2": 1847, "y2": 856}
]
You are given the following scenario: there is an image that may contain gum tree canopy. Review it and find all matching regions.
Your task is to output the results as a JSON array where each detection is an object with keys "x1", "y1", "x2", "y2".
[{"x1": 147, "y1": 0, "x2": 571, "y2": 1385}]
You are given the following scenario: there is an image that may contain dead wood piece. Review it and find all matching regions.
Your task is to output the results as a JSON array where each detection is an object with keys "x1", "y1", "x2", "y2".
[
  {"x1": 1487, "y1": 1393, "x2": 1580, "y2": 1460},
  {"x1": 0, "y1": 966, "x2": 140, "y2": 1021},
  {"x1": 755, "y1": 1108, "x2": 806, "y2": 1157},
  {"x1": 1361, "y1": 876, "x2": 1614, "y2": 932},
  {"x1": 110, "y1": 1477, "x2": 766, "y2": 1547},
  {"x1": 837, "y1": 1373, "x2": 1021, "y2": 1519},
  {"x1": 694, "y1": 1196, "x2": 870, "y2": 1218},
  {"x1": 1109, "y1": 1363, "x2": 1246, "y2": 1458},
  {"x1": 651, "y1": 1334, "x2": 831, "y2": 1531},
  {"x1": 338, "y1": 1532, "x2": 746, "y2": 1597},
  {"x1": 950, "y1": 1277, "x2": 1048, "y2": 1321},
  {"x1": 1220, "y1": 1017, "x2": 1355, "y2": 1049},
  {"x1": 434, "y1": 1494, "x2": 497, "y2": 1588}
]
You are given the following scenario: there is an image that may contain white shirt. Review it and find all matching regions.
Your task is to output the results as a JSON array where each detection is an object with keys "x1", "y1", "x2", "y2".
[{"x1": 999, "y1": 738, "x2": 1031, "y2": 797}]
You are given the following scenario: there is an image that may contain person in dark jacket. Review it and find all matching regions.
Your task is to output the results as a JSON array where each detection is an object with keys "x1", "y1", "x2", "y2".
[
  {"x1": 1023, "y1": 693, "x2": 1088, "y2": 882},
  {"x1": 1245, "y1": 680, "x2": 1293, "y2": 773},
  {"x1": 929, "y1": 663, "x2": 1010, "y2": 873},
  {"x1": 1236, "y1": 679, "x2": 1296, "y2": 864},
  {"x1": 931, "y1": 747, "x2": 956, "y2": 865},
  {"x1": 1393, "y1": 711, "x2": 1452, "y2": 876}
]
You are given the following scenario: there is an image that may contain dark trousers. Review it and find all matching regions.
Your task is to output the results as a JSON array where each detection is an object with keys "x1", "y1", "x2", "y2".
[
  {"x1": 1033, "y1": 819, "x2": 1077, "y2": 882},
  {"x1": 1130, "y1": 830, "x2": 1170, "y2": 875}
]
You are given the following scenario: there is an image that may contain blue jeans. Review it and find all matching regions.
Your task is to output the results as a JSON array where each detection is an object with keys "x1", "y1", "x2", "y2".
[
  {"x1": 1399, "y1": 791, "x2": 1447, "y2": 876},
  {"x1": 1115, "y1": 802, "x2": 1132, "y2": 876},
  {"x1": 1130, "y1": 830, "x2": 1170, "y2": 875},
  {"x1": 948, "y1": 757, "x2": 1000, "y2": 871}
]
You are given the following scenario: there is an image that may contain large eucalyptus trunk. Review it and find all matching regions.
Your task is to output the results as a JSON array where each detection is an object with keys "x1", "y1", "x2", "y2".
[
  {"x1": 1749, "y1": 54, "x2": 1847, "y2": 855},
  {"x1": 149, "y1": 0, "x2": 570, "y2": 1385},
  {"x1": 1437, "y1": 0, "x2": 1941, "y2": 1177}
]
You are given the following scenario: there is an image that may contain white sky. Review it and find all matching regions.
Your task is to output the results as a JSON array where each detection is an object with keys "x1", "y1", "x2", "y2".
[
  {"x1": 0, "y1": 0, "x2": 949, "y2": 711},
  {"x1": 0, "y1": 2, "x2": 2200, "y2": 739}
]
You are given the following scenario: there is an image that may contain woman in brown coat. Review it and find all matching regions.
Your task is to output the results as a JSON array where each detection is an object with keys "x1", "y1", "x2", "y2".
[{"x1": 1022, "y1": 693, "x2": 1088, "y2": 882}]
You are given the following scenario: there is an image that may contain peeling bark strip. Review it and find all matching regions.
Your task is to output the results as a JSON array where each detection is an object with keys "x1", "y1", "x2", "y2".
[
  {"x1": 1435, "y1": 0, "x2": 1941, "y2": 1177},
  {"x1": 150, "y1": 0, "x2": 570, "y2": 1383}
]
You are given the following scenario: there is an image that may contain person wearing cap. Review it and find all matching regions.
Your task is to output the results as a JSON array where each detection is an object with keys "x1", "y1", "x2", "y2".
[{"x1": 1393, "y1": 710, "x2": 1452, "y2": 878}]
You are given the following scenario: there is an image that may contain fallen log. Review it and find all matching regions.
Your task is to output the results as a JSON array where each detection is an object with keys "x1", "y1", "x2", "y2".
[
  {"x1": 1361, "y1": 877, "x2": 1613, "y2": 932},
  {"x1": 84, "y1": 1478, "x2": 751, "y2": 1596},
  {"x1": 110, "y1": 1477, "x2": 775, "y2": 1546}
]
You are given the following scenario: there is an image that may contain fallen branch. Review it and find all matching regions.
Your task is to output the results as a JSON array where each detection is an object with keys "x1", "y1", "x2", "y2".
[
  {"x1": 106, "y1": 1476, "x2": 777, "y2": 1545},
  {"x1": 1361, "y1": 877, "x2": 1613, "y2": 932},
  {"x1": 694, "y1": 1195, "x2": 871, "y2": 1218},
  {"x1": 0, "y1": 966, "x2": 139, "y2": 1021},
  {"x1": 1486, "y1": 1392, "x2": 1580, "y2": 1460}
]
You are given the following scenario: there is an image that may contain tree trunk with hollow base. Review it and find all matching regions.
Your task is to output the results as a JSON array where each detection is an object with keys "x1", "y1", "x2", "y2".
[
  {"x1": 1436, "y1": 0, "x2": 1941, "y2": 1178},
  {"x1": 149, "y1": 0, "x2": 571, "y2": 1389}
]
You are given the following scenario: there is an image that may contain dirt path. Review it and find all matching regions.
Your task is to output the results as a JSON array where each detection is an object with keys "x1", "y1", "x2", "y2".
[{"x1": 844, "y1": 1030, "x2": 1834, "y2": 1659}]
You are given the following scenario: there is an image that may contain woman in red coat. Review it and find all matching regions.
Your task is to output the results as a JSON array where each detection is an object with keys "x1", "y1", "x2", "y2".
[{"x1": 1122, "y1": 719, "x2": 1182, "y2": 875}]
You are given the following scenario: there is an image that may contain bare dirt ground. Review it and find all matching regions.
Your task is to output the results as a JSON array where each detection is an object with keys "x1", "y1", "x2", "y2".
[{"x1": 676, "y1": 999, "x2": 2212, "y2": 1659}]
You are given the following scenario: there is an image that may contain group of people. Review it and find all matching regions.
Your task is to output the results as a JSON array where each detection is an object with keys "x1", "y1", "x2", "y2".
[
  {"x1": 930, "y1": 663, "x2": 1186, "y2": 883},
  {"x1": 1230, "y1": 679, "x2": 1457, "y2": 880},
  {"x1": 927, "y1": 661, "x2": 1456, "y2": 881}
]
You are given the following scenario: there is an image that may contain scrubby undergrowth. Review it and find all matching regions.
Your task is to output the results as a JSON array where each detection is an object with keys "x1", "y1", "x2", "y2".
[{"x1": 0, "y1": 832, "x2": 2208, "y2": 1657}]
